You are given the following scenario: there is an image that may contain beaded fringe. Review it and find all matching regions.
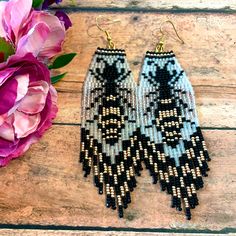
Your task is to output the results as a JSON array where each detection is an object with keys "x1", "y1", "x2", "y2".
[
  {"x1": 80, "y1": 48, "x2": 142, "y2": 217},
  {"x1": 137, "y1": 51, "x2": 211, "y2": 220},
  {"x1": 80, "y1": 49, "x2": 210, "y2": 220}
]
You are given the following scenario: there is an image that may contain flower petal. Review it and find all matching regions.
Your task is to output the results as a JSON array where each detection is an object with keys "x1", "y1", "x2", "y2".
[
  {"x1": 0, "y1": 53, "x2": 57, "y2": 166},
  {"x1": 5, "y1": 0, "x2": 32, "y2": 41},
  {"x1": 0, "y1": 116, "x2": 4, "y2": 126},
  {"x1": 17, "y1": 22, "x2": 50, "y2": 58},
  {"x1": 0, "y1": 115, "x2": 14, "y2": 142},
  {"x1": 15, "y1": 74, "x2": 30, "y2": 102},
  {"x1": 37, "y1": 85, "x2": 58, "y2": 135},
  {"x1": 13, "y1": 110, "x2": 41, "y2": 138},
  {"x1": 0, "y1": 67, "x2": 18, "y2": 86},
  {"x1": 55, "y1": 11, "x2": 72, "y2": 30},
  {"x1": 30, "y1": 11, "x2": 65, "y2": 59},
  {"x1": 9, "y1": 135, "x2": 38, "y2": 159},
  {"x1": 0, "y1": 77, "x2": 17, "y2": 115},
  {"x1": 17, "y1": 81, "x2": 49, "y2": 114},
  {"x1": 0, "y1": 138, "x2": 19, "y2": 159},
  {"x1": 6, "y1": 74, "x2": 30, "y2": 117},
  {"x1": 0, "y1": 2, "x2": 7, "y2": 38},
  {"x1": 6, "y1": 53, "x2": 51, "y2": 84}
]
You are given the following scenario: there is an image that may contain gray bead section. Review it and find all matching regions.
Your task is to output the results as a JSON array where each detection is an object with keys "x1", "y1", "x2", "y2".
[
  {"x1": 138, "y1": 53, "x2": 200, "y2": 167},
  {"x1": 81, "y1": 49, "x2": 137, "y2": 163}
]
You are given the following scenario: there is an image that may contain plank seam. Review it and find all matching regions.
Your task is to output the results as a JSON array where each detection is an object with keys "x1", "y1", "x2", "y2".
[
  {"x1": 0, "y1": 224, "x2": 235, "y2": 234},
  {"x1": 51, "y1": 6, "x2": 236, "y2": 14}
]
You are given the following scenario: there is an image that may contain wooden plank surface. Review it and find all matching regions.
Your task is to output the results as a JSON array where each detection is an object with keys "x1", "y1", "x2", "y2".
[
  {"x1": 0, "y1": 229, "x2": 234, "y2": 236},
  {"x1": 53, "y1": 13, "x2": 236, "y2": 129},
  {"x1": 0, "y1": 4, "x2": 236, "y2": 236},
  {"x1": 0, "y1": 127, "x2": 235, "y2": 230},
  {"x1": 54, "y1": 77, "x2": 236, "y2": 128},
  {"x1": 55, "y1": 81, "x2": 236, "y2": 128},
  {"x1": 61, "y1": 0, "x2": 236, "y2": 11},
  {"x1": 57, "y1": 13, "x2": 236, "y2": 87}
]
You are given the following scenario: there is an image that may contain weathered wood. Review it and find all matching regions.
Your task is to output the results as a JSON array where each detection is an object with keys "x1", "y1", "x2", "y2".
[
  {"x1": 60, "y1": 0, "x2": 236, "y2": 11},
  {"x1": 0, "y1": 229, "x2": 234, "y2": 236},
  {"x1": 0, "y1": 126, "x2": 235, "y2": 230},
  {"x1": 54, "y1": 80, "x2": 236, "y2": 128},
  {"x1": 0, "y1": 6, "x2": 236, "y2": 236},
  {"x1": 52, "y1": 13, "x2": 236, "y2": 128},
  {"x1": 55, "y1": 12, "x2": 236, "y2": 91},
  {"x1": 59, "y1": 13, "x2": 236, "y2": 88}
]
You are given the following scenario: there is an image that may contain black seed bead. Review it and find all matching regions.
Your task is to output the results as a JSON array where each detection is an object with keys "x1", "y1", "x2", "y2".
[
  {"x1": 160, "y1": 180, "x2": 166, "y2": 191},
  {"x1": 99, "y1": 183, "x2": 103, "y2": 194},
  {"x1": 171, "y1": 196, "x2": 177, "y2": 208},
  {"x1": 126, "y1": 192, "x2": 131, "y2": 204},
  {"x1": 111, "y1": 197, "x2": 116, "y2": 210},
  {"x1": 185, "y1": 208, "x2": 191, "y2": 220},
  {"x1": 106, "y1": 195, "x2": 112, "y2": 208},
  {"x1": 152, "y1": 174, "x2": 158, "y2": 184},
  {"x1": 118, "y1": 206, "x2": 124, "y2": 218},
  {"x1": 189, "y1": 196, "x2": 195, "y2": 209},
  {"x1": 122, "y1": 196, "x2": 128, "y2": 209},
  {"x1": 94, "y1": 176, "x2": 99, "y2": 187},
  {"x1": 128, "y1": 180, "x2": 134, "y2": 192},
  {"x1": 192, "y1": 193, "x2": 199, "y2": 206}
]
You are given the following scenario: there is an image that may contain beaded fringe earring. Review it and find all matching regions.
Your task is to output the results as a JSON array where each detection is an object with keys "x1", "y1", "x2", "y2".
[
  {"x1": 80, "y1": 17, "x2": 142, "y2": 217},
  {"x1": 137, "y1": 21, "x2": 211, "y2": 220}
]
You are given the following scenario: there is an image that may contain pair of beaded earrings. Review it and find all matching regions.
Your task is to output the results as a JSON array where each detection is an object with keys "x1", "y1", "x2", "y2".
[{"x1": 80, "y1": 17, "x2": 211, "y2": 220}]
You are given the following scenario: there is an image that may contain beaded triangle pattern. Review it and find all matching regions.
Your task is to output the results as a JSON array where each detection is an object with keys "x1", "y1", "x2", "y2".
[
  {"x1": 80, "y1": 48, "x2": 142, "y2": 217},
  {"x1": 137, "y1": 51, "x2": 211, "y2": 220}
]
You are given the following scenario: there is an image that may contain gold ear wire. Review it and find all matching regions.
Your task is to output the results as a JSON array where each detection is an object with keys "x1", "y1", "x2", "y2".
[
  {"x1": 96, "y1": 15, "x2": 120, "y2": 49},
  {"x1": 155, "y1": 20, "x2": 184, "y2": 53}
]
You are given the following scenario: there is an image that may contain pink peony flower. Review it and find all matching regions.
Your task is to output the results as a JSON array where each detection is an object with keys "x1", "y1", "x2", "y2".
[
  {"x1": 0, "y1": 53, "x2": 58, "y2": 166},
  {"x1": 0, "y1": 0, "x2": 66, "y2": 61}
]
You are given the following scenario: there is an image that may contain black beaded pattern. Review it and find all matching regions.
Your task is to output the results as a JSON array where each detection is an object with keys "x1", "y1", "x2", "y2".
[
  {"x1": 137, "y1": 51, "x2": 211, "y2": 220},
  {"x1": 80, "y1": 48, "x2": 142, "y2": 218}
]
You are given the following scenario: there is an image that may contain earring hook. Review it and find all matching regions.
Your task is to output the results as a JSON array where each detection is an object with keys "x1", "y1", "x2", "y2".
[
  {"x1": 96, "y1": 15, "x2": 120, "y2": 49},
  {"x1": 155, "y1": 20, "x2": 184, "y2": 53}
]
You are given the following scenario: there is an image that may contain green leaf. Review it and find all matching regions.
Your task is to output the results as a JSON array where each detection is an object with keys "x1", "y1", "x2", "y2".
[
  {"x1": 69, "y1": 0, "x2": 77, "y2": 5},
  {"x1": 0, "y1": 37, "x2": 14, "y2": 61},
  {"x1": 32, "y1": 0, "x2": 44, "y2": 8},
  {"x1": 49, "y1": 53, "x2": 77, "y2": 70},
  {"x1": 51, "y1": 73, "x2": 67, "y2": 84}
]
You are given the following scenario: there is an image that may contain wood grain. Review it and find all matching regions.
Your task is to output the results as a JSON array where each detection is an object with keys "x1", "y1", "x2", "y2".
[
  {"x1": 0, "y1": 126, "x2": 235, "y2": 230},
  {"x1": 54, "y1": 79, "x2": 236, "y2": 128},
  {"x1": 0, "y1": 229, "x2": 234, "y2": 236},
  {"x1": 60, "y1": 0, "x2": 236, "y2": 11},
  {"x1": 53, "y1": 13, "x2": 236, "y2": 128},
  {"x1": 0, "y1": 229, "x2": 235, "y2": 236},
  {"x1": 58, "y1": 13, "x2": 236, "y2": 88},
  {"x1": 0, "y1": 6, "x2": 236, "y2": 236}
]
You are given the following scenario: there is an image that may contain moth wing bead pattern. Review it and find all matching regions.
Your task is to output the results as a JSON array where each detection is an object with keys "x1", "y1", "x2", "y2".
[
  {"x1": 137, "y1": 51, "x2": 211, "y2": 220},
  {"x1": 80, "y1": 48, "x2": 142, "y2": 218}
]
